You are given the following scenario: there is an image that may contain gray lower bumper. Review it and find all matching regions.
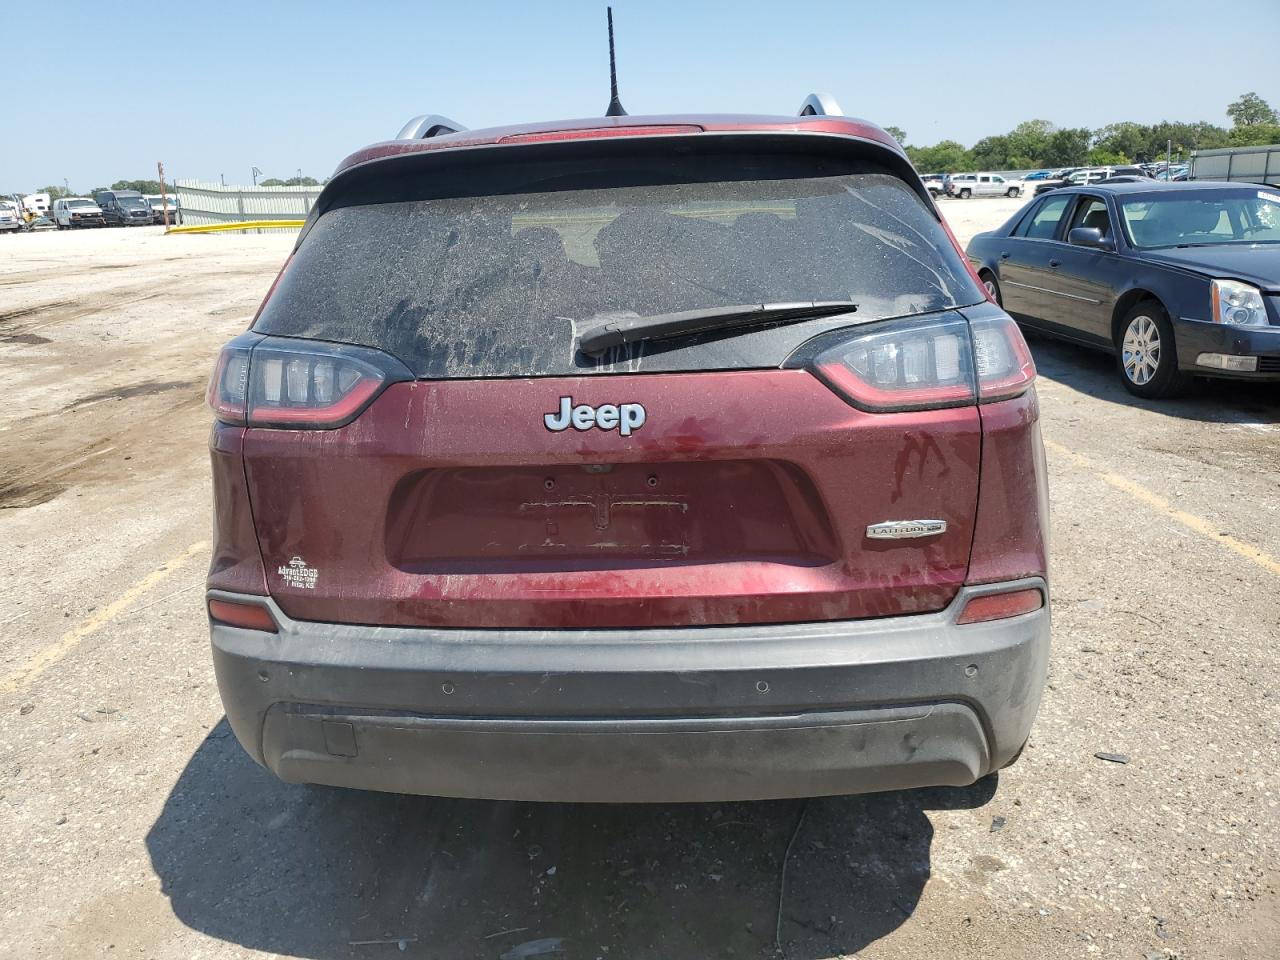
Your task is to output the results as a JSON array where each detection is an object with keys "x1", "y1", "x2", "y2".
[{"x1": 210, "y1": 580, "x2": 1050, "y2": 802}]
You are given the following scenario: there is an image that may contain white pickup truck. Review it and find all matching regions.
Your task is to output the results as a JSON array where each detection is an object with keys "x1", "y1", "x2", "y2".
[
  {"x1": 947, "y1": 172, "x2": 1024, "y2": 199},
  {"x1": 0, "y1": 199, "x2": 23, "y2": 233}
]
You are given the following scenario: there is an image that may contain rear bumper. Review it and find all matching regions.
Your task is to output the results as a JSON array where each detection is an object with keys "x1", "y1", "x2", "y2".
[
  {"x1": 1176, "y1": 317, "x2": 1280, "y2": 380},
  {"x1": 210, "y1": 579, "x2": 1050, "y2": 802}
]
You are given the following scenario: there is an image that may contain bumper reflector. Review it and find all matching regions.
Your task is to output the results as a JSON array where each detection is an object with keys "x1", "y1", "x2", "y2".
[
  {"x1": 956, "y1": 588, "x2": 1043, "y2": 625},
  {"x1": 1196, "y1": 353, "x2": 1258, "y2": 372},
  {"x1": 209, "y1": 599, "x2": 278, "y2": 633}
]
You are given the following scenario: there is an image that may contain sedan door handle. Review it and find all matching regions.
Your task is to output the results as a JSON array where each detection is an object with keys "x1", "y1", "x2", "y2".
[
  {"x1": 999, "y1": 251, "x2": 1010, "y2": 260},
  {"x1": 1048, "y1": 258, "x2": 1061, "y2": 267}
]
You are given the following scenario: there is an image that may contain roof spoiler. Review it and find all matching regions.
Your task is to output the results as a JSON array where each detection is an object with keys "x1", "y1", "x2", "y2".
[
  {"x1": 396, "y1": 92, "x2": 841, "y2": 138},
  {"x1": 395, "y1": 115, "x2": 467, "y2": 140},
  {"x1": 797, "y1": 93, "x2": 843, "y2": 117}
]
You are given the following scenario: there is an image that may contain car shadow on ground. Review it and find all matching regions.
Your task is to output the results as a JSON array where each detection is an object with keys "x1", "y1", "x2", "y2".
[
  {"x1": 146, "y1": 720, "x2": 997, "y2": 960},
  {"x1": 1025, "y1": 331, "x2": 1280, "y2": 425}
]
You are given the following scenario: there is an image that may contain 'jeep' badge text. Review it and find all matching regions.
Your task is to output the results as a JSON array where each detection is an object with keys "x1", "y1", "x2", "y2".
[{"x1": 544, "y1": 397, "x2": 646, "y2": 437}]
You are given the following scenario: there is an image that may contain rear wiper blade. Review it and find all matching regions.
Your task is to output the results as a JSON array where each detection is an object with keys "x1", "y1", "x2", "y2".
[{"x1": 578, "y1": 301, "x2": 858, "y2": 355}]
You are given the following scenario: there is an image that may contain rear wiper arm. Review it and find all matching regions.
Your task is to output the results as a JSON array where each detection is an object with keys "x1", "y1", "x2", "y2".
[{"x1": 578, "y1": 301, "x2": 858, "y2": 356}]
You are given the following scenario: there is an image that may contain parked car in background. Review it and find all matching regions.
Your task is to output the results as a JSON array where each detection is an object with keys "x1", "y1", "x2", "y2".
[
  {"x1": 205, "y1": 98, "x2": 1049, "y2": 803},
  {"x1": 966, "y1": 181, "x2": 1280, "y2": 397},
  {"x1": 0, "y1": 199, "x2": 22, "y2": 233},
  {"x1": 948, "y1": 172, "x2": 1024, "y2": 198},
  {"x1": 53, "y1": 197, "x2": 106, "y2": 229},
  {"x1": 22, "y1": 192, "x2": 51, "y2": 217},
  {"x1": 920, "y1": 174, "x2": 946, "y2": 198},
  {"x1": 144, "y1": 194, "x2": 181, "y2": 225},
  {"x1": 1023, "y1": 170, "x2": 1052, "y2": 181},
  {"x1": 1034, "y1": 166, "x2": 1150, "y2": 196},
  {"x1": 96, "y1": 189, "x2": 154, "y2": 227}
]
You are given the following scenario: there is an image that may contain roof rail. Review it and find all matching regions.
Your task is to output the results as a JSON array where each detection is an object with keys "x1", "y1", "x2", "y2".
[
  {"x1": 797, "y1": 93, "x2": 843, "y2": 118},
  {"x1": 395, "y1": 115, "x2": 467, "y2": 140}
]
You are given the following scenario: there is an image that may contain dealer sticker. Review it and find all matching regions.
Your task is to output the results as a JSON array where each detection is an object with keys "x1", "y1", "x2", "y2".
[{"x1": 278, "y1": 556, "x2": 319, "y2": 589}]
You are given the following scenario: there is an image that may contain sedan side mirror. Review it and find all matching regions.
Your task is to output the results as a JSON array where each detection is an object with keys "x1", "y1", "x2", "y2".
[{"x1": 1068, "y1": 226, "x2": 1113, "y2": 250}]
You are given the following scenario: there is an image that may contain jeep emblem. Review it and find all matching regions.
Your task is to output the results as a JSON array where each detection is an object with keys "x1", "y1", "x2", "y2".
[{"x1": 544, "y1": 397, "x2": 646, "y2": 437}]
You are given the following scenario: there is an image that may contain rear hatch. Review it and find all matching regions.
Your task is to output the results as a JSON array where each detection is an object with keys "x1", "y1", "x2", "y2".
[{"x1": 220, "y1": 134, "x2": 1022, "y2": 629}]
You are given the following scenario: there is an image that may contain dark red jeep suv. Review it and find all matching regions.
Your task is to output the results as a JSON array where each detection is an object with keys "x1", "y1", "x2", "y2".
[{"x1": 206, "y1": 97, "x2": 1050, "y2": 802}]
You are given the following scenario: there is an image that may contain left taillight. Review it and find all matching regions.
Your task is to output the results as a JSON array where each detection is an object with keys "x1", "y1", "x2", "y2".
[{"x1": 207, "y1": 335, "x2": 412, "y2": 430}]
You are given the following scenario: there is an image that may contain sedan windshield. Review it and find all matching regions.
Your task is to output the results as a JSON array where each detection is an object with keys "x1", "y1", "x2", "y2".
[{"x1": 1121, "y1": 189, "x2": 1280, "y2": 248}]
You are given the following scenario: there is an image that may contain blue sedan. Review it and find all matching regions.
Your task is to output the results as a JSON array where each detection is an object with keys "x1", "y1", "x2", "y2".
[{"x1": 966, "y1": 182, "x2": 1280, "y2": 398}]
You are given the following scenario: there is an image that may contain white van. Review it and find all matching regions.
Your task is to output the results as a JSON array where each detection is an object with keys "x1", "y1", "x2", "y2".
[{"x1": 53, "y1": 197, "x2": 106, "y2": 229}]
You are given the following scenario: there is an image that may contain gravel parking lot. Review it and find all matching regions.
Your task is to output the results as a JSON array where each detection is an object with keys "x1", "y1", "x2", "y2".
[{"x1": 1, "y1": 199, "x2": 1278, "y2": 960}]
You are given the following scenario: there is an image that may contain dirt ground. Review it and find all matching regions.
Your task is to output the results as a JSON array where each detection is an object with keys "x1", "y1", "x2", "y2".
[{"x1": 1, "y1": 200, "x2": 1278, "y2": 960}]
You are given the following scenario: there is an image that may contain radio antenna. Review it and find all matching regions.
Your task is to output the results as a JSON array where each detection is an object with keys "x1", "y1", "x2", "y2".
[{"x1": 605, "y1": 7, "x2": 627, "y2": 117}]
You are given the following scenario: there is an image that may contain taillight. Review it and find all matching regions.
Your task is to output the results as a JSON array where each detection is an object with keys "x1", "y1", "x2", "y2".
[
  {"x1": 969, "y1": 313, "x2": 1036, "y2": 402},
  {"x1": 208, "y1": 598, "x2": 278, "y2": 633},
  {"x1": 805, "y1": 312, "x2": 1035, "y2": 412},
  {"x1": 956, "y1": 587, "x2": 1043, "y2": 625},
  {"x1": 206, "y1": 337, "x2": 255, "y2": 425},
  {"x1": 207, "y1": 336, "x2": 411, "y2": 430}
]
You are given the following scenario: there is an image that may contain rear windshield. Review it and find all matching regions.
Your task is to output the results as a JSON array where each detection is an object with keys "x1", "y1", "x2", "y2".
[{"x1": 257, "y1": 151, "x2": 981, "y2": 378}]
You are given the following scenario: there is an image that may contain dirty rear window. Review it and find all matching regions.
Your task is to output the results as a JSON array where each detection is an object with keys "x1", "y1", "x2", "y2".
[{"x1": 256, "y1": 153, "x2": 980, "y2": 378}]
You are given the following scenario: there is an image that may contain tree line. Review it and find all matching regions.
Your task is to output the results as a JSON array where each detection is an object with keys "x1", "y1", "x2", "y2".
[
  {"x1": 887, "y1": 91, "x2": 1279, "y2": 173},
  {"x1": 14, "y1": 92, "x2": 1279, "y2": 197}
]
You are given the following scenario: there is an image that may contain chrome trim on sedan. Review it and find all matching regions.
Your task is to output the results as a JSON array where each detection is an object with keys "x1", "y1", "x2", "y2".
[{"x1": 1003, "y1": 281, "x2": 1102, "y2": 305}]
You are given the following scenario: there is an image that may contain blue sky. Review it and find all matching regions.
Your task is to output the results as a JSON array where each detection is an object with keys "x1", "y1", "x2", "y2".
[{"x1": 3, "y1": 0, "x2": 1277, "y2": 191}]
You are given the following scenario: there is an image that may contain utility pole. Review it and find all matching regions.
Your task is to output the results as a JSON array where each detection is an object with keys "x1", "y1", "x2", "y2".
[
  {"x1": 157, "y1": 161, "x2": 171, "y2": 230},
  {"x1": 252, "y1": 166, "x2": 262, "y2": 186}
]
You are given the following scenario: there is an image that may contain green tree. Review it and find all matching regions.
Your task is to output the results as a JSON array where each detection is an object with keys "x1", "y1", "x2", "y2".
[
  {"x1": 1229, "y1": 122, "x2": 1280, "y2": 147},
  {"x1": 259, "y1": 176, "x2": 321, "y2": 187},
  {"x1": 906, "y1": 140, "x2": 973, "y2": 173},
  {"x1": 883, "y1": 126, "x2": 907, "y2": 145},
  {"x1": 969, "y1": 134, "x2": 1012, "y2": 169},
  {"x1": 111, "y1": 179, "x2": 165, "y2": 194},
  {"x1": 1087, "y1": 147, "x2": 1128, "y2": 166},
  {"x1": 38, "y1": 185, "x2": 77, "y2": 201},
  {"x1": 1227, "y1": 92, "x2": 1278, "y2": 127},
  {"x1": 1043, "y1": 127, "x2": 1091, "y2": 166},
  {"x1": 1092, "y1": 122, "x2": 1148, "y2": 161},
  {"x1": 1142, "y1": 121, "x2": 1229, "y2": 162},
  {"x1": 1006, "y1": 119, "x2": 1054, "y2": 166}
]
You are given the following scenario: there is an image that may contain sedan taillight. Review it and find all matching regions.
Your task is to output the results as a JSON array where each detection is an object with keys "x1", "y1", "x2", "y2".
[
  {"x1": 207, "y1": 335, "x2": 411, "y2": 429},
  {"x1": 807, "y1": 312, "x2": 1035, "y2": 412}
]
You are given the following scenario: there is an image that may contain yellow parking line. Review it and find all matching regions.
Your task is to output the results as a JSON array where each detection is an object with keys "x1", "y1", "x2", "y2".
[
  {"x1": 0, "y1": 540, "x2": 209, "y2": 696},
  {"x1": 1043, "y1": 438, "x2": 1280, "y2": 579}
]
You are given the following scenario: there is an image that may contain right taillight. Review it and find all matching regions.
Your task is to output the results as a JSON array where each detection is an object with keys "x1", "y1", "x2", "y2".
[
  {"x1": 956, "y1": 587, "x2": 1044, "y2": 625},
  {"x1": 969, "y1": 313, "x2": 1037, "y2": 402},
  {"x1": 207, "y1": 335, "x2": 411, "y2": 430},
  {"x1": 809, "y1": 311, "x2": 1035, "y2": 412}
]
